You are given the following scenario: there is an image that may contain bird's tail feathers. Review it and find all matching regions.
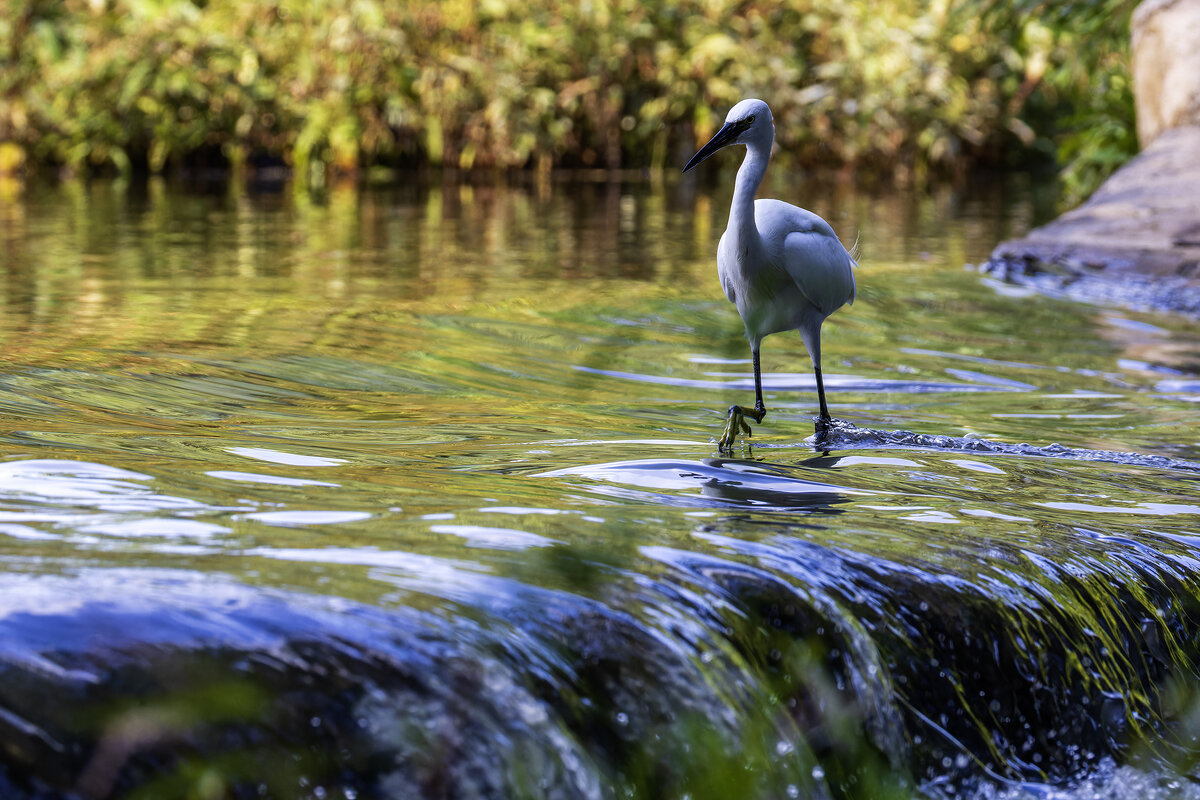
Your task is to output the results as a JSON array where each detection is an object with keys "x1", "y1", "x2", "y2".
[{"x1": 847, "y1": 231, "x2": 861, "y2": 264}]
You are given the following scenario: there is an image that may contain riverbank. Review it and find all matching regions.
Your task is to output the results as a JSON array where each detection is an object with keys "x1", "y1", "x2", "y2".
[
  {"x1": 984, "y1": 124, "x2": 1200, "y2": 315},
  {"x1": 0, "y1": 0, "x2": 1135, "y2": 194},
  {"x1": 982, "y1": 0, "x2": 1200, "y2": 317}
]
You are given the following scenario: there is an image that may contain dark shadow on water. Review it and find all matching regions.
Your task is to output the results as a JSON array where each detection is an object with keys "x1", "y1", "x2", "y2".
[
  {"x1": 539, "y1": 457, "x2": 862, "y2": 513},
  {"x1": 699, "y1": 457, "x2": 849, "y2": 510}
]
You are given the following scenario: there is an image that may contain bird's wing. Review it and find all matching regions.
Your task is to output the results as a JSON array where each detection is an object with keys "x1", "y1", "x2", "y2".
[
  {"x1": 758, "y1": 200, "x2": 855, "y2": 314},
  {"x1": 782, "y1": 228, "x2": 857, "y2": 314}
]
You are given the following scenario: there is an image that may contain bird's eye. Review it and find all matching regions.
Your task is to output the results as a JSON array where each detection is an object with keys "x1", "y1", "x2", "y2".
[{"x1": 731, "y1": 115, "x2": 756, "y2": 133}]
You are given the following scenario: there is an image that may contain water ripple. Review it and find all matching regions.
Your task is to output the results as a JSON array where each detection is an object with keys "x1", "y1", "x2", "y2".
[
  {"x1": 812, "y1": 420, "x2": 1200, "y2": 473},
  {"x1": 541, "y1": 458, "x2": 873, "y2": 511},
  {"x1": 574, "y1": 365, "x2": 1035, "y2": 394}
]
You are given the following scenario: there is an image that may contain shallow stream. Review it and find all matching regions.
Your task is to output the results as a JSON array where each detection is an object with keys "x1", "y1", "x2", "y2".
[{"x1": 1, "y1": 174, "x2": 1199, "y2": 798}]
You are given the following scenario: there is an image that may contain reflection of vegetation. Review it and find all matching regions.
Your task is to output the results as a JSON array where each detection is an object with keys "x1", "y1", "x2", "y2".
[{"x1": 1, "y1": 0, "x2": 1135, "y2": 198}]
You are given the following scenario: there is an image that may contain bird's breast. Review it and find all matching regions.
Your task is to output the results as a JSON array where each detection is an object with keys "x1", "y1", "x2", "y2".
[{"x1": 722, "y1": 261, "x2": 811, "y2": 339}]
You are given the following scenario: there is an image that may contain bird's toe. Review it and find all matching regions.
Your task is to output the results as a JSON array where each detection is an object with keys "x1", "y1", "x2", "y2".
[
  {"x1": 718, "y1": 407, "x2": 745, "y2": 451},
  {"x1": 717, "y1": 405, "x2": 758, "y2": 452}
]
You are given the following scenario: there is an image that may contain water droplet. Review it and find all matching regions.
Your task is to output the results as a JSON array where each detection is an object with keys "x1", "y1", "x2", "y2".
[
  {"x1": 811, "y1": 765, "x2": 825, "y2": 781},
  {"x1": 615, "y1": 711, "x2": 629, "y2": 726}
]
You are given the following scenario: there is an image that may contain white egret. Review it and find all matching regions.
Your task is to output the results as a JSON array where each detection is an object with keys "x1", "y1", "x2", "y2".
[{"x1": 683, "y1": 98, "x2": 857, "y2": 451}]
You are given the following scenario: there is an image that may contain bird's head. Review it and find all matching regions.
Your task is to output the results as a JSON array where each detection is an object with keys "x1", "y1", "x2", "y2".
[{"x1": 682, "y1": 99, "x2": 774, "y2": 173}]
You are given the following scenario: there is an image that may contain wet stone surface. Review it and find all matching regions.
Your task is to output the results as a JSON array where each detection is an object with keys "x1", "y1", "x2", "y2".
[{"x1": 985, "y1": 125, "x2": 1200, "y2": 316}]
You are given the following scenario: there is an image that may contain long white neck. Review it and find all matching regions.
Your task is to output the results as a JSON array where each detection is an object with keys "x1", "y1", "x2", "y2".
[{"x1": 728, "y1": 140, "x2": 769, "y2": 246}]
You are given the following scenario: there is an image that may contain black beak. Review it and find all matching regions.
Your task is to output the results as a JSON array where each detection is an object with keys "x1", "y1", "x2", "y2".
[{"x1": 682, "y1": 120, "x2": 742, "y2": 173}]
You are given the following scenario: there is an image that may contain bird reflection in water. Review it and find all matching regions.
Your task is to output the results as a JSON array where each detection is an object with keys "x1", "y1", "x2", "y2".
[{"x1": 696, "y1": 456, "x2": 851, "y2": 513}]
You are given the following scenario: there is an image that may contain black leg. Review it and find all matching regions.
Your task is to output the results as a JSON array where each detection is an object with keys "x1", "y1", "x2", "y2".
[
  {"x1": 814, "y1": 364, "x2": 830, "y2": 423},
  {"x1": 749, "y1": 348, "x2": 766, "y2": 423},
  {"x1": 717, "y1": 348, "x2": 766, "y2": 451}
]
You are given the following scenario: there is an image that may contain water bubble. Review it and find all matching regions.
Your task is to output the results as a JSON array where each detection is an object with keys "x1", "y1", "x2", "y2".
[
  {"x1": 775, "y1": 740, "x2": 794, "y2": 756},
  {"x1": 615, "y1": 711, "x2": 629, "y2": 726},
  {"x1": 811, "y1": 765, "x2": 825, "y2": 781},
  {"x1": 787, "y1": 785, "x2": 800, "y2": 798}
]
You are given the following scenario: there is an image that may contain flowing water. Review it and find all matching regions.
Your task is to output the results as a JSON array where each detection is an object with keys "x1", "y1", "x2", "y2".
[{"x1": 1, "y1": 173, "x2": 1199, "y2": 799}]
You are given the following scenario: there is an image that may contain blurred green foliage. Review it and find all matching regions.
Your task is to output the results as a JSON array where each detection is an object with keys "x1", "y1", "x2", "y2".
[{"x1": 1, "y1": 0, "x2": 1136, "y2": 199}]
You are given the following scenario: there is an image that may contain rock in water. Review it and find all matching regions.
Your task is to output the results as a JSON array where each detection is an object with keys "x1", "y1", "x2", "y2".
[
  {"x1": 1133, "y1": 0, "x2": 1200, "y2": 147},
  {"x1": 984, "y1": 0, "x2": 1200, "y2": 316}
]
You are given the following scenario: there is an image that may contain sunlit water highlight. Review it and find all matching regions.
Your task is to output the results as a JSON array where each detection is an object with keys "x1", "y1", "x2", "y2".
[{"x1": 0, "y1": 176, "x2": 1198, "y2": 798}]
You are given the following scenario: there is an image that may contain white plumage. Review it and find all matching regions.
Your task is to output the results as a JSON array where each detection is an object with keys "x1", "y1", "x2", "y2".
[{"x1": 683, "y1": 98, "x2": 857, "y2": 450}]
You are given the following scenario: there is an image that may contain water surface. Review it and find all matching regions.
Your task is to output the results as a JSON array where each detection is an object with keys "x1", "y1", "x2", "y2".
[{"x1": 1, "y1": 174, "x2": 1199, "y2": 799}]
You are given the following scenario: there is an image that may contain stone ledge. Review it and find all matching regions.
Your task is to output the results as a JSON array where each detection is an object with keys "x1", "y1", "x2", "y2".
[{"x1": 984, "y1": 125, "x2": 1200, "y2": 314}]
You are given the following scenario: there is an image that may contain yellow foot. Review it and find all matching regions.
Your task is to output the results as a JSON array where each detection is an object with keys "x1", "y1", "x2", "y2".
[{"x1": 717, "y1": 405, "x2": 755, "y2": 452}]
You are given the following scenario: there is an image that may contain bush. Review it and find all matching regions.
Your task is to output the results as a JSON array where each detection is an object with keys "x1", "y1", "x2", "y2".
[{"x1": 0, "y1": 0, "x2": 1137, "y2": 198}]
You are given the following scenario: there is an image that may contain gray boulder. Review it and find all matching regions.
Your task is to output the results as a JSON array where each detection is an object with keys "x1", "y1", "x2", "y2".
[{"x1": 985, "y1": 0, "x2": 1200, "y2": 314}]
